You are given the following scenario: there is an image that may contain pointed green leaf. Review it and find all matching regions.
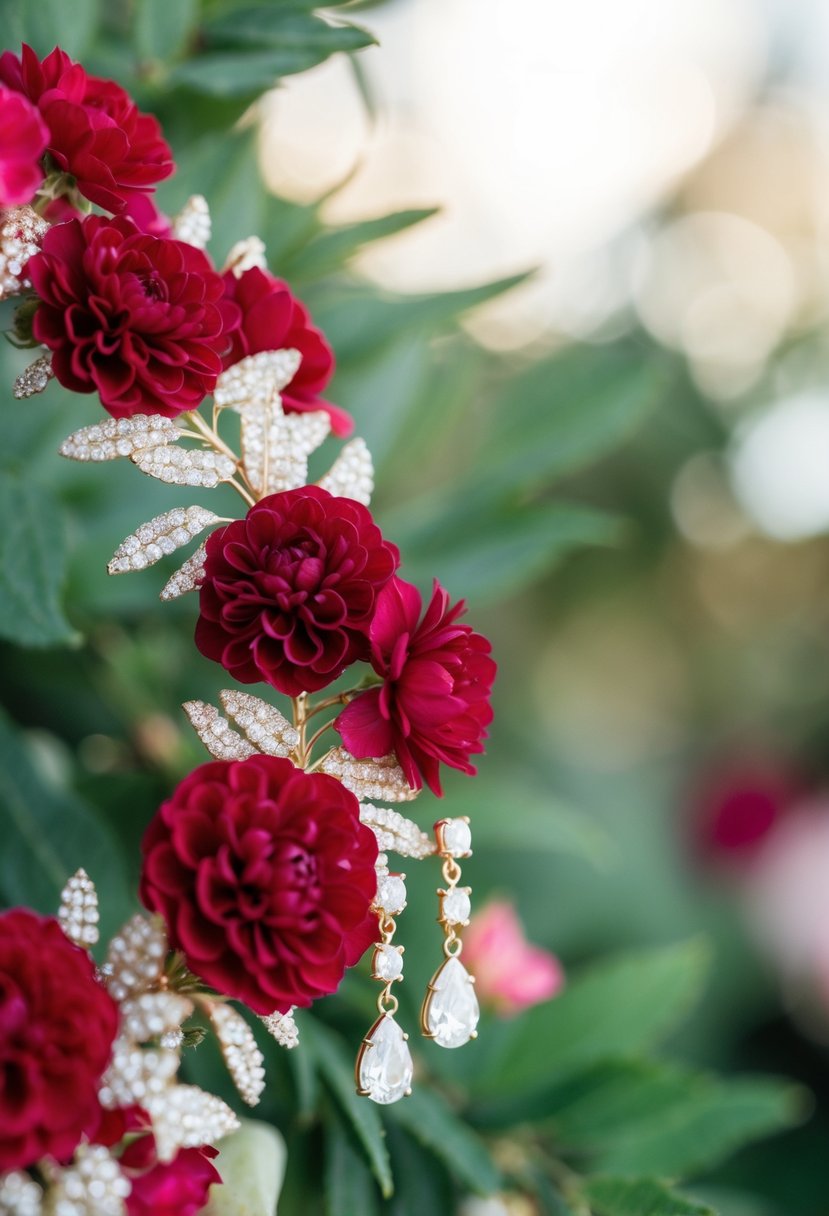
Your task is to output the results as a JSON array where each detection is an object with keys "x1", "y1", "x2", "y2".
[
  {"x1": 385, "y1": 1085, "x2": 500, "y2": 1196},
  {"x1": 580, "y1": 1177, "x2": 715, "y2": 1216},
  {"x1": 203, "y1": 7, "x2": 376, "y2": 54},
  {"x1": 0, "y1": 470, "x2": 76, "y2": 647},
  {"x1": 135, "y1": 0, "x2": 198, "y2": 61},
  {"x1": 325, "y1": 1114, "x2": 381, "y2": 1216},
  {"x1": 281, "y1": 209, "x2": 439, "y2": 281}
]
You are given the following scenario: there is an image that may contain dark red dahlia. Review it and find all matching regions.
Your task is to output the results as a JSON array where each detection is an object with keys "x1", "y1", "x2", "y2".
[
  {"x1": 140, "y1": 755, "x2": 378, "y2": 1014},
  {"x1": 0, "y1": 45, "x2": 173, "y2": 212},
  {"x1": 336, "y1": 576, "x2": 496, "y2": 795},
  {"x1": 0, "y1": 84, "x2": 47, "y2": 207},
  {"x1": 223, "y1": 267, "x2": 351, "y2": 436},
  {"x1": 122, "y1": 1136, "x2": 220, "y2": 1216},
  {"x1": 0, "y1": 908, "x2": 118, "y2": 1171},
  {"x1": 29, "y1": 214, "x2": 238, "y2": 418},
  {"x1": 195, "y1": 485, "x2": 399, "y2": 696}
]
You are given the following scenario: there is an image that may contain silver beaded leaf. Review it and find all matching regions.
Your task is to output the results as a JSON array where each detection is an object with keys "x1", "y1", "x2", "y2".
[
  {"x1": 205, "y1": 1002, "x2": 266, "y2": 1107},
  {"x1": 0, "y1": 1170, "x2": 42, "y2": 1216},
  {"x1": 47, "y1": 1145, "x2": 130, "y2": 1216},
  {"x1": 260, "y1": 1008, "x2": 299, "y2": 1050},
  {"x1": 102, "y1": 913, "x2": 168, "y2": 1002},
  {"x1": 107, "y1": 506, "x2": 219, "y2": 575},
  {"x1": 13, "y1": 353, "x2": 54, "y2": 400},
  {"x1": 119, "y1": 992, "x2": 194, "y2": 1044},
  {"x1": 58, "y1": 868, "x2": 100, "y2": 948},
  {"x1": 172, "y1": 194, "x2": 211, "y2": 249},
  {"x1": 317, "y1": 437, "x2": 374, "y2": 506},
  {"x1": 214, "y1": 349, "x2": 302, "y2": 413},
  {"x1": 131, "y1": 445, "x2": 236, "y2": 488},
  {"x1": 183, "y1": 700, "x2": 258, "y2": 761},
  {"x1": 223, "y1": 235, "x2": 268, "y2": 278},
  {"x1": 144, "y1": 1085, "x2": 240, "y2": 1162},
  {"x1": 241, "y1": 401, "x2": 330, "y2": 496},
  {"x1": 98, "y1": 1037, "x2": 180, "y2": 1110},
  {"x1": 59, "y1": 415, "x2": 181, "y2": 463},
  {"x1": 159, "y1": 541, "x2": 207, "y2": 601},
  {"x1": 360, "y1": 803, "x2": 435, "y2": 859},
  {"x1": 219, "y1": 689, "x2": 299, "y2": 756},
  {"x1": 0, "y1": 205, "x2": 48, "y2": 300},
  {"x1": 321, "y1": 747, "x2": 418, "y2": 803}
]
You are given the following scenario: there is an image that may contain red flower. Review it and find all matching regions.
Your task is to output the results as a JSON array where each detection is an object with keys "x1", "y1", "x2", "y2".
[
  {"x1": 223, "y1": 267, "x2": 351, "y2": 436},
  {"x1": 0, "y1": 909, "x2": 118, "y2": 1171},
  {"x1": 195, "y1": 486, "x2": 398, "y2": 696},
  {"x1": 0, "y1": 45, "x2": 173, "y2": 212},
  {"x1": 0, "y1": 85, "x2": 47, "y2": 207},
  {"x1": 122, "y1": 1136, "x2": 220, "y2": 1216},
  {"x1": 336, "y1": 577, "x2": 496, "y2": 795},
  {"x1": 140, "y1": 756, "x2": 378, "y2": 1014},
  {"x1": 29, "y1": 215, "x2": 238, "y2": 418}
]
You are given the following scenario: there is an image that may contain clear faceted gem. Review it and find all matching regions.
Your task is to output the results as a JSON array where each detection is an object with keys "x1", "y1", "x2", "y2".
[
  {"x1": 373, "y1": 944, "x2": 403, "y2": 982},
  {"x1": 441, "y1": 887, "x2": 471, "y2": 925},
  {"x1": 424, "y1": 957, "x2": 480, "y2": 1049},
  {"x1": 358, "y1": 1014, "x2": 413, "y2": 1104},
  {"x1": 439, "y1": 817, "x2": 472, "y2": 857},
  {"x1": 375, "y1": 874, "x2": 407, "y2": 914}
]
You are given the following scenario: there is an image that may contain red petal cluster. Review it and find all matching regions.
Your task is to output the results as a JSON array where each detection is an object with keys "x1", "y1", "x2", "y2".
[
  {"x1": 223, "y1": 267, "x2": 352, "y2": 436},
  {"x1": 0, "y1": 909, "x2": 118, "y2": 1171},
  {"x1": 30, "y1": 215, "x2": 238, "y2": 418},
  {"x1": 195, "y1": 486, "x2": 399, "y2": 696},
  {"x1": 140, "y1": 755, "x2": 378, "y2": 1014},
  {"x1": 122, "y1": 1136, "x2": 220, "y2": 1216},
  {"x1": 0, "y1": 84, "x2": 47, "y2": 207},
  {"x1": 0, "y1": 45, "x2": 173, "y2": 212},
  {"x1": 336, "y1": 577, "x2": 496, "y2": 795}
]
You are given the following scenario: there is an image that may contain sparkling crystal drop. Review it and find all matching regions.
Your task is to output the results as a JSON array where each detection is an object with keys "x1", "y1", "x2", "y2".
[
  {"x1": 423, "y1": 957, "x2": 480, "y2": 1049},
  {"x1": 372, "y1": 943, "x2": 404, "y2": 982},
  {"x1": 357, "y1": 1014, "x2": 413, "y2": 1104}
]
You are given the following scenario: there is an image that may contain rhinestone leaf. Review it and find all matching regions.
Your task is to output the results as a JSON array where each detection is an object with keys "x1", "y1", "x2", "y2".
[
  {"x1": 0, "y1": 1170, "x2": 43, "y2": 1216},
  {"x1": 214, "y1": 349, "x2": 302, "y2": 412},
  {"x1": 119, "y1": 992, "x2": 194, "y2": 1043},
  {"x1": 260, "y1": 1008, "x2": 299, "y2": 1049},
  {"x1": 172, "y1": 194, "x2": 211, "y2": 249},
  {"x1": 58, "y1": 868, "x2": 100, "y2": 948},
  {"x1": 103, "y1": 913, "x2": 168, "y2": 1002},
  {"x1": 132, "y1": 445, "x2": 236, "y2": 488},
  {"x1": 13, "y1": 352, "x2": 54, "y2": 400},
  {"x1": 145, "y1": 1085, "x2": 240, "y2": 1162},
  {"x1": 356, "y1": 1014, "x2": 413, "y2": 1105},
  {"x1": 359, "y1": 803, "x2": 434, "y2": 859},
  {"x1": 108, "y1": 506, "x2": 219, "y2": 574},
  {"x1": 0, "y1": 205, "x2": 48, "y2": 299},
  {"x1": 322, "y1": 748, "x2": 418, "y2": 803},
  {"x1": 47, "y1": 1144, "x2": 130, "y2": 1216},
  {"x1": 422, "y1": 956, "x2": 479, "y2": 1049},
  {"x1": 159, "y1": 541, "x2": 207, "y2": 601},
  {"x1": 99, "y1": 1036, "x2": 180, "y2": 1109},
  {"x1": 240, "y1": 400, "x2": 330, "y2": 496},
  {"x1": 183, "y1": 700, "x2": 257, "y2": 761},
  {"x1": 220, "y1": 689, "x2": 299, "y2": 756},
  {"x1": 223, "y1": 235, "x2": 268, "y2": 277},
  {"x1": 205, "y1": 1002, "x2": 265, "y2": 1107},
  {"x1": 59, "y1": 414, "x2": 181, "y2": 462},
  {"x1": 317, "y1": 437, "x2": 374, "y2": 506}
]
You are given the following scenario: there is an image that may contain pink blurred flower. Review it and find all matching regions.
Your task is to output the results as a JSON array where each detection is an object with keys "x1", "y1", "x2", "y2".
[
  {"x1": 463, "y1": 900, "x2": 563, "y2": 1017},
  {"x1": 687, "y1": 753, "x2": 802, "y2": 868}
]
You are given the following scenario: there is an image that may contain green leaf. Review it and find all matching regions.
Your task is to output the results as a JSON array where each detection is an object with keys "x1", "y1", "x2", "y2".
[
  {"x1": 203, "y1": 7, "x2": 376, "y2": 54},
  {"x1": 303, "y1": 1017, "x2": 393, "y2": 1198},
  {"x1": 281, "y1": 209, "x2": 439, "y2": 281},
  {"x1": 135, "y1": 0, "x2": 198, "y2": 62},
  {"x1": 0, "y1": 710, "x2": 132, "y2": 938},
  {"x1": 325, "y1": 1114, "x2": 381, "y2": 1216},
  {"x1": 0, "y1": 469, "x2": 76, "y2": 647},
  {"x1": 579, "y1": 1177, "x2": 715, "y2": 1216},
  {"x1": 203, "y1": 1119, "x2": 286, "y2": 1216},
  {"x1": 385, "y1": 1085, "x2": 500, "y2": 1196},
  {"x1": 394, "y1": 498, "x2": 623, "y2": 605},
  {"x1": 287, "y1": 1017, "x2": 320, "y2": 1121},
  {"x1": 472, "y1": 939, "x2": 710, "y2": 1098},
  {"x1": 6, "y1": 0, "x2": 98, "y2": 58},
  {"x1": 478, "y1": 341, "x2": 670, "y2": 493},
  {"x1": 385, "y1": 1124, "x2": 456, "y2": 1216}
]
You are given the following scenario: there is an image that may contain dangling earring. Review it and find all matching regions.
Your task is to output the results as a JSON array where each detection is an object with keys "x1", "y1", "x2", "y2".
[
  {"x1": 421, "y1": 818, "x2": 480, "y2": 1049},
  {"x1": 355, "y1": 856, "x2": 413, "y2": 1104}
]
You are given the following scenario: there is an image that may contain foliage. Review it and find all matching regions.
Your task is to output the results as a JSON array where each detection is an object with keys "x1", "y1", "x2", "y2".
[{"x1": 0, "y1": 1, "x2": 813, "y2": 1213}]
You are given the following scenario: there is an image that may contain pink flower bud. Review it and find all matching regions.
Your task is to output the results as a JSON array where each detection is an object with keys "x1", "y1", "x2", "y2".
[{"x1": 462, "y1": 900, "x2": 563, "y2": 1017}]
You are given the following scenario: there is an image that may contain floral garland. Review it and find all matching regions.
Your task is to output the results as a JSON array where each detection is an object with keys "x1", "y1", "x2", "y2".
[{"x1": 0, "y1": 43, "x2": 495, "y2": 1214}]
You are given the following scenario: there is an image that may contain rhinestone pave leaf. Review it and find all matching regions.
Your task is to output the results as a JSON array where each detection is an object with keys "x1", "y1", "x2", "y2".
[
  {"x1": 205, "y1": 1002, "x2": 266, "y2": 1107},
  {"x1": 322, "y1": 748, "x2": 418, "y2": 803},
  {"x1": 317, "y1": 437, "x2": 374, "y2": 506},
  {"x1": 357, "y1": 1014, "x2": 413, "y2": 1105},
  {"x1": 359, "y1": 803, "x2": 434, "y2": 859},
  {"x1": 214, "y1": 349, "x2": 302, "y2": 412},
  {"x1": 183, "y1": 700, "x2": 257, "y2": 761},
  {"x1": 219, "y1": 689, "x2": 299, "y2": 756},
  {"x1": 58, "y1": 868, "x2": 100, "y2": 948},
  {"x1": 172, "y1": 194, "x2": 211, "y2": 249},
  {"x1": 159, "y1": 541, "x2": 207, "y2": 601},
  {"x1": 132, "y1": 445, "x2": 236, "y2": 488},
  {"x1": 13, "y1": 353, "x2": 53, "y2": 399},
  {"x1": 108, "y1": 506, "x2": 219, "y2": 574},
  {"x1": 59, "y1": 415, "x2": 181, "y2": 462},
  {"x1": 0, "y1": 205, "x2": 48, "y2": 299},
  {"x1": 260, "y1": 1008, "x2": 299, "y2": 1049},
  {"x1": 144, "y1": 1085, "x2": 240, "y2": 1162}
]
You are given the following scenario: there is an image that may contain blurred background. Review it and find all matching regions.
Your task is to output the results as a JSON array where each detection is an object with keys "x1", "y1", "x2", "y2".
[{"x1": 5, "y1": 0, "x2": 829, "y2": 1211}]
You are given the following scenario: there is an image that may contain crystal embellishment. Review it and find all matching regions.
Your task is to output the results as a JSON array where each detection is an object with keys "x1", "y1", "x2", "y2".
[
  {"x1": 13, "y1": 353, "x2": 54, "y2": 400},
  {"x1": 372, "y1": 943, "x2": 404, "y2": 982},
  {"x1": 356, "y1": 1014, "x2": 413, "y2": 1104},
  {"x1": 437, "y1": 817, "x2": 472, "y2": 858},
  {"x1": 108, "y1": 506, "x2": 219, "y2": 574},
  {"x1": 59, "y1": 414, "x2": 180, "y2": 462},
  {"x1": 422, "y1": 957, "x2": 480, "y2": 1049},
  {"x1": 360, "y1": 804, "x2": 434, "y2": 859},
  {"x1": 58, "y1": 868, "x2": 100, "y2": 947},
  {"x1": 374, "y1": 873, "x2": 407, "y2": 915},
  {"x1": 441, "y1": 887, "x2": 472, "y2": 926},
  {"x1": 317, "y1": 437, "x2": 374, "y2": 506}
]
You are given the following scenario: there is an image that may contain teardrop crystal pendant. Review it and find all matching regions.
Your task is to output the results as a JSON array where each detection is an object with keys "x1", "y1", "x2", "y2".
[
  {"x1": 355, "y1": 1014, "x2": 413, "y2": 1104},
  {"x1": 421, "y1": 955, "x2": 480, "y2": 1049}
]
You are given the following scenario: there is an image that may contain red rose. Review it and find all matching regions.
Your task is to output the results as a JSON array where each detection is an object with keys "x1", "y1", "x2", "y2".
[
  {"x1": 0, "y1": 85, "x2": 47, "y2": 207},
  {"x1": 140, "y1": 756, "x2": 379, "y2": 1014},
  {"x1": 0, "y1": 908, "x2": 118, "y2": 1171},
  {"x1": 223, "y1": 267, "x2": 352, "y2": 436},
  {"x1": 336, "y1": 577, "x2": 496, "y2": 795},
  {"x1": 0, "y1": 45, "x2": 173, "y2": 212},
  {"x1": 195, "y1": 486, "x2": 399, "y2": 696},
  {"x1": 30, "y1": 215, "x2": 238, "y2": 418},
  {"x1": 122, "y1": 1136, "x2": 220, "y2": 1216}
]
